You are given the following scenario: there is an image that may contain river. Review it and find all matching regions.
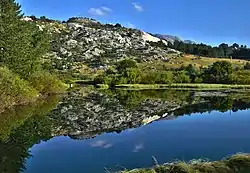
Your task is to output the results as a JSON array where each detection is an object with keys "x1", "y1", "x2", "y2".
[{"x1": 1, "y1": 89, "x2": 250, "y2": 173}]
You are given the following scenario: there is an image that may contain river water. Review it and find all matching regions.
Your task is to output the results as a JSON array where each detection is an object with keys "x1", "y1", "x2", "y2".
[{"x1": 1, "y1": 89, "x2": 250, "y2": 173}]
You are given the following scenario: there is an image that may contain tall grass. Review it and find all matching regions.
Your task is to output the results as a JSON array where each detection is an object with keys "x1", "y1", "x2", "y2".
[{"x1": 121, "y1": 153, "x2": 250, "y2": 173}]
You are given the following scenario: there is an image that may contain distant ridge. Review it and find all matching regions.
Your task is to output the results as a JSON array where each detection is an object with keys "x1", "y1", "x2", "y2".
[{"x1": 154, "y1": 34, "x2": 195, "y2": 44}]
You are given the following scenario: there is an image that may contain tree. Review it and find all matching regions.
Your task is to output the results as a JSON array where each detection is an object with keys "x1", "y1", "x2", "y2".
[
  {"x1": 211, "y1": 48, "x2": 218, "y2": 57},
  {"x1": 186, "y1": 44, "x2": 194, "y2": 54},
  {"x1": 232, "y1": 43, "x2": 239, "y2": 49},
  {"x1": 114, "y1": 23, "x2": 122, "y2": 27},
  {"x1": 0, "y1": 0, "x2": 50, "y2": 78},
  {"x1": 0, "y1": 0, "x2": 22, "y2": 19},
  {"x1": 116, "y1": 59, "x2": 137, "y2": 74},
  {"x1": 184, "y1": 64, "x2": 199, "y2": 82},
  {"x1": 30, "y1": 15, "x2": 37, "y2": 21},
  {"x1": 204, "y1": 61, "x2": 233, "y2": 83},
  {"x1": 217, "y1": 47, "x2": 225, "y2": 58}
]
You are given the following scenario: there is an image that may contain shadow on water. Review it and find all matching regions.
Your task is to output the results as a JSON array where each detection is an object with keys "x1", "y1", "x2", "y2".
[{"x1": 1, "y1": 89, "x2": 250, "y2": 172}]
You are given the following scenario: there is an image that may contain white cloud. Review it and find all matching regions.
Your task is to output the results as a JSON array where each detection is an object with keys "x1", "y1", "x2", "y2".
[
  {"x1": 132, "y1": 3, "x2": 143, "y2": 12},
  {"x1": 88, "y1": 6, "x2": 112, "y2": 16},
  {"x1": 88, "y1": 8, "x2": 106, "y2": 16},
  {"x1": 101, "y1": 6, "x2": 112, "y2": 12}
]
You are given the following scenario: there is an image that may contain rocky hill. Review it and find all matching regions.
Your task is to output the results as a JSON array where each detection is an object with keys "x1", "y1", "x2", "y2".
[
  {"x1": 30, "y1": 17, "x2": 180, "y2": 69},
  {"x1": 154, "y1": 34, "x2": 182, "y2": 44},
  {"x1": 154, "y1": 34, "x2": 195, "y2": 45}
]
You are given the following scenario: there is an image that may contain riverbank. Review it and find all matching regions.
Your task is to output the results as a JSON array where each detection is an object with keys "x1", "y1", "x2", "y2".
[
  {"x1": 0, "y1": 68, "x2": 68, "y2": 112},
  {"x1": 121, "y1": 153, "x2": 250, "y2": 173},
  {"x1": 114, "y1": 83, "x2": 250, "y2": 90}
]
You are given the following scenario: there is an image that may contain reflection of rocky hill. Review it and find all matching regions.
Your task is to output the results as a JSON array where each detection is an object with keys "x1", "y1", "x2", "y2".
[
  {"x1": 49, "y1": 90, "x2": 184, "y2": 139},
  {"x1": 49, "y1": 89, "x2": 250, "y2": 140}
]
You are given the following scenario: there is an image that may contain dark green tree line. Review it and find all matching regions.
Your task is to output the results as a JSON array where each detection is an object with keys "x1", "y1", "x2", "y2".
[{"x1": 168, "y1": 41, "x2": 250, "y2": 60}]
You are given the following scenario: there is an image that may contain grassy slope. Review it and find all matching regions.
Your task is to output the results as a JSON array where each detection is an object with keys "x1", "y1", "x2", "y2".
[
  {"x1": 139, "y1": 55, "x2": 247, "y2": 70},
  {"x1": 111, "y1": 55, "x2": 249, "y2": 89},
  {"x1": 121, "y1": 153, "x2": 250, "y2": 173}
]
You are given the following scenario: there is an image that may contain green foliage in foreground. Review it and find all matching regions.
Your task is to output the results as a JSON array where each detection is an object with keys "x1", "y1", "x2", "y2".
[
  {"x1": 0, "y1": 0, "x2": 50, "y2": 78},
  {"x1": 0, "y1": 0, "x2": 67, "y2": 110},
  {"x1": 28, "y1": 71, "x2": 68, "y2": 94},
  {"x1": 0, "y1": 67, "x2": 66, "y2": 110},
  {"x1": 121, "y1": 154, "x2": 250, "y2": 173},
  {"x1": 0, "y1": 67, "x2": 38, "y2": 110}
]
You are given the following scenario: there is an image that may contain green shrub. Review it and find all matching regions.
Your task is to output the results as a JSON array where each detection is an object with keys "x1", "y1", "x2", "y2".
[
  {"x1": 174, "y1": 71, "x2": 191, "y2": 83},
  {"x1": 231, "y1": 70, "x2": 250, "y2": 84},
  {"x1": 28, "y1": 71, "x2": 67, "y2": 94},
  {"x1": 203, "y1": 61, "x2": 233, "y2": 84},
  {"x1": 116, "y1": 59, "x2": 137, "y2": 73},
  {"x1": 244, "y1": 62, "x2": 250, "y2": 70},
  {"x1": 140, "y1": 70, "x2": 173, "y2": 84},
  {"x1": 0, "y1": 67, "x2": 38, "y2": 109}
]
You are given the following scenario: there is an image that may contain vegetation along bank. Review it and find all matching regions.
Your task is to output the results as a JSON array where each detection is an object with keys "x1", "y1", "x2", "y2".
[
  {"x1": 120, "y1": 153, "x2": 250, "y2": 173},
  {"x1": 0, "y1": 1, "x2": 67, "y2": 110}
]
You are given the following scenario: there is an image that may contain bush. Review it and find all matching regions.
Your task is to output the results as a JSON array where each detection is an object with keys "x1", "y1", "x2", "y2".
[
  {"x1": 28, "y1": 71, "x2": 67, "y2": 94},
  {"x1": 116, "y1": 59, "x2": 137, "y2": 73},
  {"x1": 0, "y1": 67, "x2": 38, "y2": 109},
  {"x1": 140, "y1": 70, "x2": 173, "y2": 84},
  {"x1": 174, "y1": 71, "x2": 191, "y2": 83},
  {"x1": 231, "y1": 70, "x2": 250, "y2": 84},
  {"x1": 204, "y1": 61, "x2": 233, "y2": 84},
  {"x1": 244, "y1": 62, "x2": 250, "y2": 70}
]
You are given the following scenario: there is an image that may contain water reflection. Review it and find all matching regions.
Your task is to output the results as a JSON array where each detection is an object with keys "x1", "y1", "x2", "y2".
[
  {"x1": 0, "y1": 96, "x2": 60, "y2": 173},
  {"x1": 0, "y1": 89, "x2": 250, "y2": 173}
]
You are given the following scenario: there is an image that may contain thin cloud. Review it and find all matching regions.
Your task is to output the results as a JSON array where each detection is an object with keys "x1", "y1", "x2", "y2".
[
  {"x1": 88, "y1": 6, "x2": 112, "y2": 16},
  {"x1": 101, "y1": 6, "x2": 112, "y2": 12},
  {"x1": 132, "y1": 3, "x2": 143, "y2": 12}
]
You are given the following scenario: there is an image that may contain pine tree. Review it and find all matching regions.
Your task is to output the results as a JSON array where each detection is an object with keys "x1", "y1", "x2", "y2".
[{"x1": 0, "y1": 0, "x2": 49, "y2": 78}]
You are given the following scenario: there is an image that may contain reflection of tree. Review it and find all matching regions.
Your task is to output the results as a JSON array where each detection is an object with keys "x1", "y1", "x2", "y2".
[
  {"x1": 101, "y1": 89, "x2": 192, "y2": 109},
  {"x1": 0, "y1": 96, "x2": 60, "y2": 173},
  {"x1": 172, "y1": 96, "x2": 250, "y2": 116},
  {"x1": 232, "y1": 99, "x2": 250, "y2": 112}
]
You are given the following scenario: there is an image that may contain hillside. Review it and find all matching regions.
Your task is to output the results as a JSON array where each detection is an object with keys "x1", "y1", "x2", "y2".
[
  {"x1": 30, "y1": 17, "x2": 248, "y2": 72},
  {"x1": 34, "y1": 17, "x2": 180, "y2": 70}
]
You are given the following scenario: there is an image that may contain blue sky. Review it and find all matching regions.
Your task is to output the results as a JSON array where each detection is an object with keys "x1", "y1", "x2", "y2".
[{"x1": 17, "y1": 0, "x2": 250, "y2": 46}]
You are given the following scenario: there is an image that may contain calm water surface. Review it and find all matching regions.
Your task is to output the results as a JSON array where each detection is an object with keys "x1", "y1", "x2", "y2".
[{"x1": 1, "y1": 89, "x2": 250, "y2": 173}]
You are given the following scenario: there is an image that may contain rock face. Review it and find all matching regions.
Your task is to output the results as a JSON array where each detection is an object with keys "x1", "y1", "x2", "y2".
[
  {"x1": 46, "y1": 17, "x2": 179, "y2": 69},
  {"x1": 49, "y1": 90, "x2": 181, "y2": 139}
]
